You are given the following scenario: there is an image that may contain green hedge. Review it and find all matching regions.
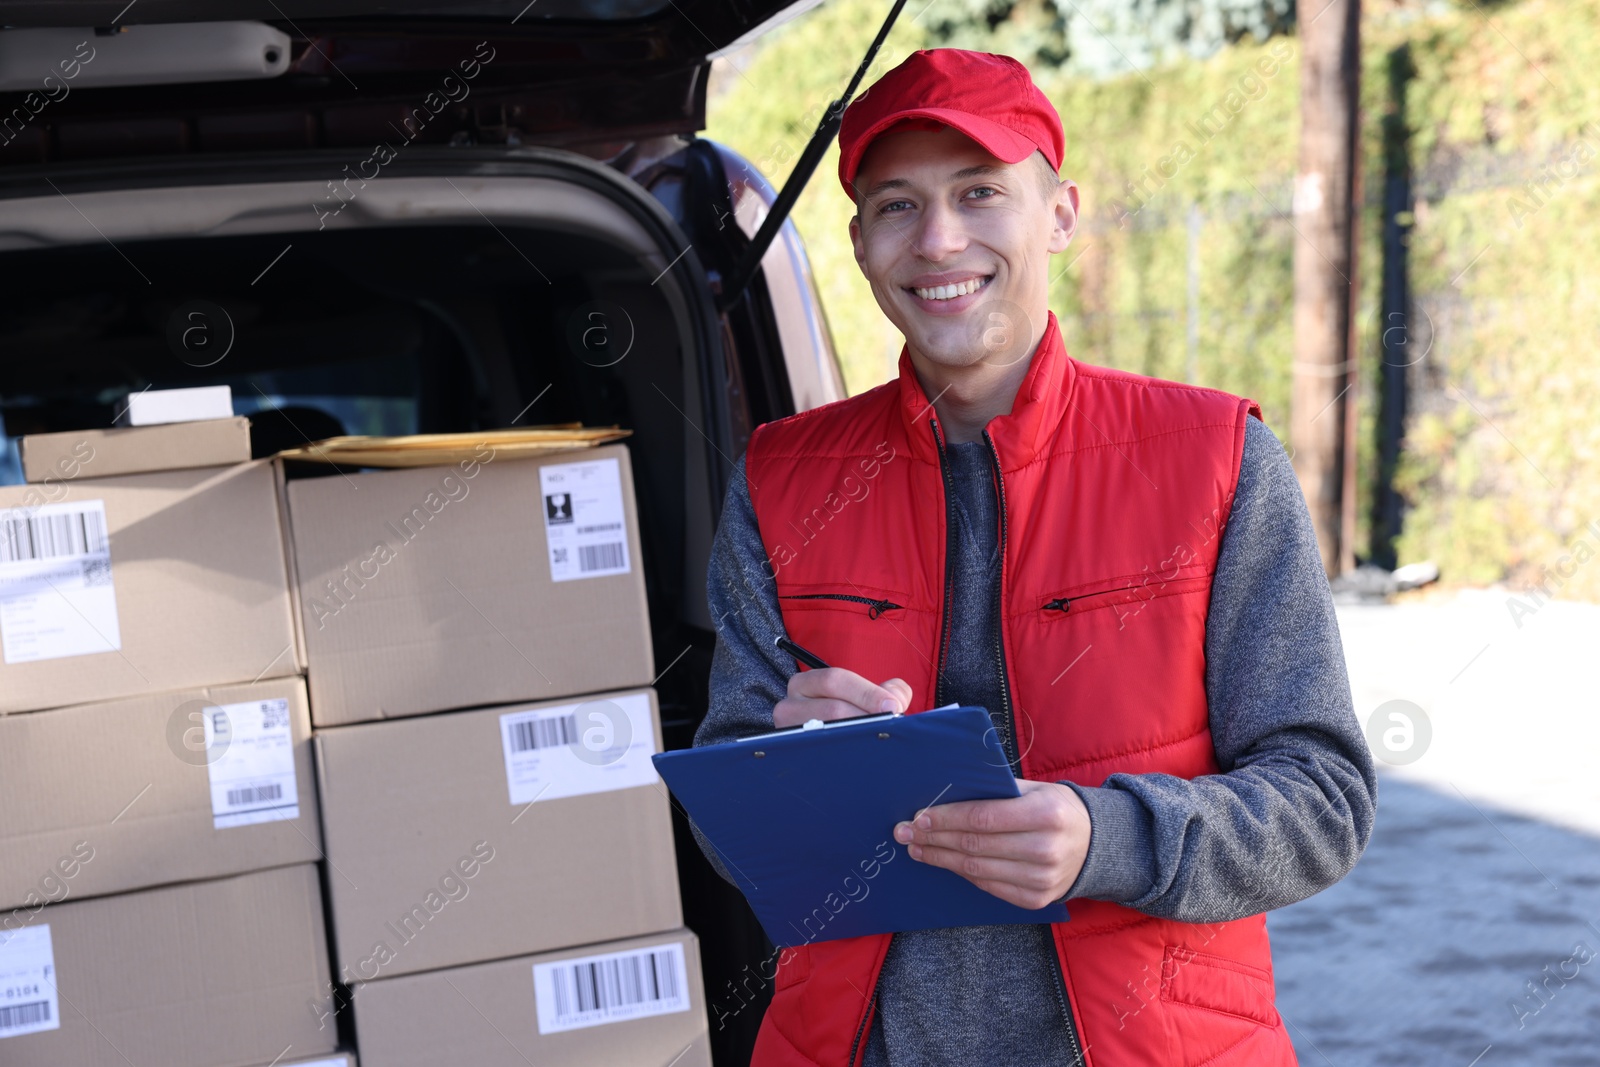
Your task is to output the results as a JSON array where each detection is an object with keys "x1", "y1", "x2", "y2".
[{"x1": 1383, "y1": 2, "x2": 1600, "y2": 599}]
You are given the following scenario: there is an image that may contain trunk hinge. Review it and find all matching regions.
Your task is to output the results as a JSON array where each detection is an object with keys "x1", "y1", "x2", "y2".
[{"x1": 714, "y1": 0, "x2": 908, "y2": 313}]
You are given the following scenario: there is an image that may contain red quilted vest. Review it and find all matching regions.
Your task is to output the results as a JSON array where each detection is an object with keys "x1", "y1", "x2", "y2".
[{"x1": 741, "y1": 312, "x2": 1298, "y2": 1066}]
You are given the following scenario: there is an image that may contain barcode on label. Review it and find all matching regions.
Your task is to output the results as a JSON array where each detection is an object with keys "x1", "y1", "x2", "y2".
[
  {"x1": 0, "y1": 1001, "x2": 50, "y2": 1030},
  {"x1": 578, "y1": 542, "x2": 625, "y2": 573},
  {"x1": 509, "y1": 713, "x2": 578, "y2": 753},
  {"x1": 537, "y1": 944, "x2": 690, "y2": 1033},
  {"x1": 225, "y1": 782, "x2": 283, "y2": 807},
  {"x1": 0, "y1": 506, "x2": 108, "y2": 564},
  {"x1": 207, "y1": 698, "x2": 298, "y2": 830}
]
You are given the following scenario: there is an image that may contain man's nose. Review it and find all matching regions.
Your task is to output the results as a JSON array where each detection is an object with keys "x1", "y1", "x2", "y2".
[{"x1": 912, "y1": 199, "x2": 968, "y2": 262}]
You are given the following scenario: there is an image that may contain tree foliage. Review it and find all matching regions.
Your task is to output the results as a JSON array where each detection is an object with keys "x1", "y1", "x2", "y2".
[{"x1": 914, "y1": 0, "x2": 1294, "y2": 76}]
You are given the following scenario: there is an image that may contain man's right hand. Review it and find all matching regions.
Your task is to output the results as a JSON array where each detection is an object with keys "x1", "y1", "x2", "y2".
[{"x1": 773, "y1": 668, "x2": 913, "y2": 728}]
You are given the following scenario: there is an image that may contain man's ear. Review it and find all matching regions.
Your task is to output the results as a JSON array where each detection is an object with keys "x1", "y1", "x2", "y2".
[
  {"x1": 1049, "y1": 179, "x2": 1080, "y2": 255},
  {"x1": 849, "y1": 212, "x2": 868, "y2": 275}
]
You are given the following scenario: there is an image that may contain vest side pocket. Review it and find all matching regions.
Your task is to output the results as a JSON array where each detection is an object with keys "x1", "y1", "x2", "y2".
[{"x1": 1158, "y1": 943, "x2": 1280, "y2": 1028}]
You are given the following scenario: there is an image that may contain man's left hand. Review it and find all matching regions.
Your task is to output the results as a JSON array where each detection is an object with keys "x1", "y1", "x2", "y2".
[{"x1": 892, "y1": 780, "x2": 1091, "y2": 909}]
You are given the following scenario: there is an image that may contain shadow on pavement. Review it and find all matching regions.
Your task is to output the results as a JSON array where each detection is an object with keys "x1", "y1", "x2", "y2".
[{"x1": 1269, "y1": 773, "x2": 1600, "y2": 1066}]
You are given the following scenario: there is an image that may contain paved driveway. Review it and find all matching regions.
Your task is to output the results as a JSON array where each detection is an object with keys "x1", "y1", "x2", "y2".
[{"x1": 1269, "y1": 591, "x2": 1600, "y2": 1066}]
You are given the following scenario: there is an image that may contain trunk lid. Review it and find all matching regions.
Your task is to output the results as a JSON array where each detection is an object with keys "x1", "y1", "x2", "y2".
[{"x1": 0, "y1": 0, "x2": 824, "y2": 162}]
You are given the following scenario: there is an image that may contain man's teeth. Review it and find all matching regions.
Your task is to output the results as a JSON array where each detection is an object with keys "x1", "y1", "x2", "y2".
[{"x1": 913, "y1": 277, "x2": 988, "y2": 301}]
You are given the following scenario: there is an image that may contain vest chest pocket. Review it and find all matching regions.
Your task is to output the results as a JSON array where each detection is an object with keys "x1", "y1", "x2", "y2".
[
  {"x1": 779, "y1": 592, "x2": 906, "y2": 619},
  {"x1": 1037, "y1": 572, "x2": 1211, "y2": 626},
  {"x1": 775, "y1": 588, "x2": 935, "y2": 708}
]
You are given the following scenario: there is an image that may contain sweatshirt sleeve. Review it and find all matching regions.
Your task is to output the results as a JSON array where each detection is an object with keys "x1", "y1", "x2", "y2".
[
  {"x1": 1058, "y1": 415, "x2": 1379, "y2": 922},
  {"x1": 691, "y1": 452, "x2": 797, "y2": 885}
]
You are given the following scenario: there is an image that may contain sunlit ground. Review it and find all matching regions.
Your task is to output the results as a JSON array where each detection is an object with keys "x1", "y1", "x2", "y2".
[{"x1": 1271, "y1": 591, "x2": 1600, "y2": 1065}]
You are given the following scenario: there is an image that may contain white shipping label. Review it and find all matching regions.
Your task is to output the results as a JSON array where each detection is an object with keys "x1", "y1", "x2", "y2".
[
  {"x1": 533, "y1": 941, "x2": 691, "y2": 1034},
  {"x1": 0, "y1": 925, "x2": 60, "y2": 1040},
  {"x1": 0, "y1": 500, "x2": 121, "y2": 664},
  {"x1": 500, "y1": 691, "x2": 658, "y2": 806},
  {"x1": 205, "y1": 698, "x2": 300, "y2": 829},
  {"x1": 540, "y1": 457, "x2": 631, "y2": 582}
]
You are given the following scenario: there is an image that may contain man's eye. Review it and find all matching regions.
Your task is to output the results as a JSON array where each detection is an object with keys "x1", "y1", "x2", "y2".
[
  {"x1": 879, "y1": 199, "x2": 913, "y2": 214},
  {"x1": 966, "y1": 186, "x2": 997, "y2": 200}
]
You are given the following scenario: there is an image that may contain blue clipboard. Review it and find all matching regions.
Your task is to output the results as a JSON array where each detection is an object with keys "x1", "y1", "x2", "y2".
[{"x1": 652, "y1": 706, "x2": 1069, "y2": 947}]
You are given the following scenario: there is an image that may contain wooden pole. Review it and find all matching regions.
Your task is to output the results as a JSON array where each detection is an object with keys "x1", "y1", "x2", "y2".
[{"x1": 1291, "y1": 0, "x2": 1362, "y2": 577}]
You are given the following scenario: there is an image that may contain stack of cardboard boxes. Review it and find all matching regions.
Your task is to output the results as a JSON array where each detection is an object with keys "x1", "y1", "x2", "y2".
[
  {"x1": 0, "y1": 418, "x2": 340, "y2": 1067},
  {"x1": 289, "y1": 440, "x2": 710, "y2": 1067},
  {"x1": 1, "y1": 408, "x2": 710, "y2": 1067}
]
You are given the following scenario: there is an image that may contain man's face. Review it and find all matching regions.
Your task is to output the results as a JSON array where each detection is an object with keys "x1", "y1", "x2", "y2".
[{"x1": 849, "y1": 125, "x2": 1078, "y2": 373}]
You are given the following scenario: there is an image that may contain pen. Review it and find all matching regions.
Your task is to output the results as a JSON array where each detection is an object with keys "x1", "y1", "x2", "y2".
[{"x1": 775, "y1": 635, "x2": 830, "y2": 670}]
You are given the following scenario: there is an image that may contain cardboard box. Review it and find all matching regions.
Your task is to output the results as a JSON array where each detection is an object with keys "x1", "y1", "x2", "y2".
[
  {"x1": 351, "y1": 929, "x2": 710, "y2": 1067},
  {"x1": 0, "y1": 677, "x2": 321, "y2": 911},
  {"x1": 0, "y1": 460, "x2": 301, "y2": 714},
  {"x1": 117, "y1": 385, "x2": 234, "y2": 426},
  {"x1": 284, "y1": 443, "x2": 654, "y2": 726},
  {"x1": 21, "y1": 417, "x2": 253, "y2": 483},
  {"x1": 314, "y1": 687, "x2": 681, "y2": 980},
  {"x1": 0, "y1": 864, "x2": 336, "y2": 1067}
]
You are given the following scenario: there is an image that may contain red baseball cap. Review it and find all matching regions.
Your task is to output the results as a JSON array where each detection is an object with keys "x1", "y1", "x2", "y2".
[{"x1": 837, "y1": 48, "x2": 1065, "y2": 199}]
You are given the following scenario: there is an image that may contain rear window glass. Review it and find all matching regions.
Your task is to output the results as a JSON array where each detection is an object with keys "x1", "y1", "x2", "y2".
[{"x1": 0, "y1": 355, "x2": 419, "y2": 487}]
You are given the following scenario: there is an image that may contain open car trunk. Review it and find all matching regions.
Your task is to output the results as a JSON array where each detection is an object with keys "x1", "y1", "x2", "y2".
[
  {"x1": 0, "y1": 146, "x2": 730, "y2": 620},
  {"x1": 0, "y1": 147, "x2": 777, "y2": 1061}
]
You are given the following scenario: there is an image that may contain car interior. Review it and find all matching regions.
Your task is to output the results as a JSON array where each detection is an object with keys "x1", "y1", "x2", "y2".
[{"x1": 0, "y1": 160, "x2": 777, "y2": 1059}]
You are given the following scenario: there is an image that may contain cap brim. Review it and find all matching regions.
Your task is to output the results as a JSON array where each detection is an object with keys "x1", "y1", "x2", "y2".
[{"x1": 840, "y1": 107, "x2": 1040, "y2": 198}]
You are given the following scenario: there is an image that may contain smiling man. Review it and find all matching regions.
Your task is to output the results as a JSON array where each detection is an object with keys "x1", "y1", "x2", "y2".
[{"x1": 696, "y1": 49, "x2": 1376, "y2": 1066}]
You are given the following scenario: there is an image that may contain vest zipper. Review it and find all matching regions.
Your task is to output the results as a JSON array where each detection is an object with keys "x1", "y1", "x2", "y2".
[
  {"x1": 1045, "y1": 945, "x2": 1088, "y2": 1066},
  {"x1": 846, "y1": 991, "x2": 877, "y2": 1067},
  {"x1": 982, "y1": 429, "x2": 1087, "y2": 1067},
  {"x1": 980, "y1": 430, "x2": 1020, "y2": 775},
  {"x1": 1043, "y1": 588, "x2": 1124, "y2": 612},
  {"x1": 929, "y1": 418, "x2": 958, "y2": 707},
  {"x1": 778, "y1": 593, "x2": 904, "y2": 619}
]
